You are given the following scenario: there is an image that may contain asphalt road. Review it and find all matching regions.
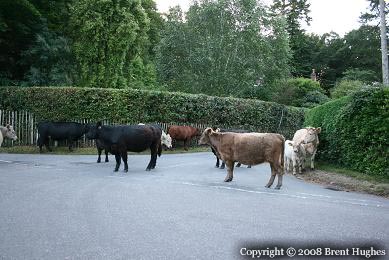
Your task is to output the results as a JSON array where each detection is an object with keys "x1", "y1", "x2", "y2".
[{"x1": 0, "y1": 152, "x2": 388, "y2": 259}]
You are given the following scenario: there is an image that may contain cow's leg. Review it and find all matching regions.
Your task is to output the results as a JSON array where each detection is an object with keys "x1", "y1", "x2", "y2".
[
  {"x1": 104, "y1": 150, "x2": 109, "y2": 162},
  {"x1": 97, "y1": 148, "x2": 102, "y2": 163},
  {"x1": 224, "y1": 161, "x2": 234, "y2": 182},
  {"x1": 310, "y1": 149, "x2": 317, "y2": 170},
  {"x1": 146, "y1": 143, "x2": 158, "y2": 171},
  {"x1": 38, "y1": 137, "x2": 43, "y2": 153},
  {"x1": 68, "y1": 139, "x2": 74, "y2": 152},
  {"x1": 45, "y1": 138, "x2": 52, "y2": 152},
  {"x1": 275, "y1": 174, "x2": 283, "y2": 190},
  {"x1": 183, "y1": 139, "x2": 189, "y2": 151},
  {"x1": 247, "y1": 165, "x2": 251, "y2": 168},
  {"x1": 114, "y1": 154, "x2": 121, "y2": 172},
  {"x1": 215, "y1": 156, "x2": 220, "y2": 168},
  {"x1": 122, "y1": 152, "x2": 128, "y2": 172},
  {"x1": 236, "y1": 163, "x2": 242, "y2": 167},
  {"x1": 220, "y1": 161, "x2": 225, "y2": 169},
  {"x1": 265, "y1": 163, "x2": 276, "y2": 188}
]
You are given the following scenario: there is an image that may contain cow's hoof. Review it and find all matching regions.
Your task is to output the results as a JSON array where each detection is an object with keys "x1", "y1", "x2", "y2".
[
  {"x1": 123, "y1": 169, "x2": 128, "y2": 173},
  {"x1": 97, "y1": 160, "x2": 101, "y2": 163},
  {"x1": 220, "y1": 166, "x2": 225, "y2": 170},
  {"x1": 114, "y1": 169, "x2": 119, "y2": 172},
  {"x1": 265, "y1": 184, "x2": 271, "y2": 188},
  {"x1": 224, "y1": 178, "x2": 232, "y2": 182},
  {"x1": 274, "y1": 186, "x2": 281, "y2": 190},
  {"x1": 146, "y1": 168, "x2": 151, "y2": 171},
  {"x1": 105, "y1": 160, "x2": 109, "y2": 163},
  {"x1": 247, "y1": 166, "x2": 251, "y2": 168}
]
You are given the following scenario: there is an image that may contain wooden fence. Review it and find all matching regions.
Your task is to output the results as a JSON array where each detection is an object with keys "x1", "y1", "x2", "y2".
[{"x1": 0, "y1": 110, "x2": 213, "y2": 148}]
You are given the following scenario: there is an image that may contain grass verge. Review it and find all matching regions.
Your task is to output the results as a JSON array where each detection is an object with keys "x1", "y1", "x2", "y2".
[{"x1": 295, "y1": 161, "x2": 389, "y2": 198}]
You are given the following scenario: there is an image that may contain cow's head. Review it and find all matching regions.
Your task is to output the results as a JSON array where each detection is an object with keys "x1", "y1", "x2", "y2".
[
  {"x1": 198, "y1": 127, "x2": 214, "y2": 145},
  {"x1": 4, "y1": 124, "x2": 18, "y2": 141},
  {"x1": 86, "y1": 122, "x2": 102, "y2": 140},
  {"x1": 302, "y1": 127, "x2": 321, "y2": 144},
  {"x1": 161, "y1": 132, "x2": 172, "y2": 149}
]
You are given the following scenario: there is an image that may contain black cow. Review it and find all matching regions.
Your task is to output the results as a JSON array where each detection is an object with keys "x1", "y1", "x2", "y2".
[
  {"x1": 86, "y1": 122, "x2": 162, "y2": 172},
  {"x1": 37, "y1": 122, "x2": 88, "y2": 152},
  {"x1": 211, "y1": 128, "x2": 252, "y2": 169}
]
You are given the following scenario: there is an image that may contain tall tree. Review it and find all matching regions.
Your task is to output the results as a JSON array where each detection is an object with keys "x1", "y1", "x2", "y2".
[
  {"x1": 0, "y1": 0, "x2": 43, "y2": 85},
  {"x1": 379, "y1": 0, "x2": 388, "y2": 85},
  {"x1": 156, "y1": 0, "x2": 291, "y2": 99},
  {"x1": 69, "y1": 0, "x2": 154, "y2": 88},
  {"x1": 271, "y1": 0, "x2": 312, "y2": 77}
]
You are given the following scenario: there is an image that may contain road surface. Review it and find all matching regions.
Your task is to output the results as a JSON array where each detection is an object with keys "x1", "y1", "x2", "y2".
[{"x1": 0, "y1": 152, "x2": 388, "y2": 259}]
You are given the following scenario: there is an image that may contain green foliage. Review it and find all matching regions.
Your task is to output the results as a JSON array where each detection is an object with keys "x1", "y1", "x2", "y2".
[
  {"x1": 331, "y1": 80, "x2": 364, "y2": 99},
  {"x1": 0, "y1": 0, "x2": 43, "y2": 84},
  {"x1": 156, "y1": 0, "x2": 291, "y2": 100},
  {"x1": 69, "y1": 0, "x2": 158, "y2": 88},
  {"x1": 341, "y1": 68, "x2": 378, "y2": 83},
  {"x1": 0, "y1": 86, "x2": 305, "y2": 139},
  {"x1": 21, "y1": 24, "x2": 77, "y2": 86},
  {"x1": 273, "y1": 78, "x2": 328, "y2": 107},
  {"x1": 305, "y1": 87, "x2": 389, "y2": 178}
]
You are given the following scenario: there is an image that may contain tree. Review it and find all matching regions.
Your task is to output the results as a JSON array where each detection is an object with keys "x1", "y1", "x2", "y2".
[
  {"x1": 271, "y1": 0, "x2": 312, "y2": 77},
  {"x1": 0, "y1": 0, "x2": 43, "y2": 85},
  {"x1": 69, "y1": 0, "x2": 154, "y2": 88},
  {"x1": 156, "y1": 0, "x2": 291, "y2": 99}
]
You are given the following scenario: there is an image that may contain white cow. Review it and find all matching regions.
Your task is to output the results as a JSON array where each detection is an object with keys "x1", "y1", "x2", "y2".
[
  {"x1": 0, "y1": 124, "x2": 18, "y2": 147},
  {"x1": 292, "y1": 127, "x2": 321, "y2": 171},
  {"x1": 284, "y1": 140, "x2": 305, "y2": 175}
]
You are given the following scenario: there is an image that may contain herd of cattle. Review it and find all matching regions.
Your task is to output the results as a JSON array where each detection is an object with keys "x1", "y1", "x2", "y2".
[{"x1": 0, "y1": 122, "x2": 321, "y2": 189}]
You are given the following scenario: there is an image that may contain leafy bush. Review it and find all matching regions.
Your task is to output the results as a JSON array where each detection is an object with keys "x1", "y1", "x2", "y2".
[
  {"x1": 341, "y1": 68, "x2": 378, "y2": 83},
  {"x1": 305, "y1": 87, "x2": 389, "y2": 178},
  {"x1": 331, "y1": 80, "x2": 364, "y2": 99},
  {"x1": 0, "y1": 86, "x2": 305, "y2": 139},
  {"x1": 273, "y1": 78, "x2": 327, "y2": 107}
]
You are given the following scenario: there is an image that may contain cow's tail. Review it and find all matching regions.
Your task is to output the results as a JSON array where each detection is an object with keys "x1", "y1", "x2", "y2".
[
  {"x1": 280, "y1": 135, "x2": 285, "y2": 175},
  {"x1": 157, "y1": 142, "x2": 162, "y2": 157}
]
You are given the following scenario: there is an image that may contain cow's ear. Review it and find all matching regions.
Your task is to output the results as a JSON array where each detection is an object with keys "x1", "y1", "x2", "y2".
[
  {"x1": 288, "y1": 142, "x2": 293, "y2": 146},
  {"x1": 206, "y1": 128, "x2": 213, "y2": 135},
  {"x1": 316, "y1": 127, "x2": 321, "y2": 134},
  {"x1": 6, "y1": 124, "x2": 10, "y2": 129}
]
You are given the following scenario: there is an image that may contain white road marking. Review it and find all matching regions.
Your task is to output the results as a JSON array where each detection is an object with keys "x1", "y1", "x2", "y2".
[{"x1": 177, "y1": 181, "x2": 388, "y2": 208}]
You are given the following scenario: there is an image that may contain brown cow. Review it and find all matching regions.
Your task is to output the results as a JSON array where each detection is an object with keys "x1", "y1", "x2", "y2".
[
  {"x1": 167, "y1": 125, "x2": 201, "y2": 150},
  {"x1": 199, "y1": 128, "x2": 285, "y2": 189}
]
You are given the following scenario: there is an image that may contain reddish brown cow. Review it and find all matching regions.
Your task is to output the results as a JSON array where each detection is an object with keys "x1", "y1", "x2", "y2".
[
  {"x1": 199, "y1": 128, "x2": 285, "y2": 189},
  {"x1": 167, "y1": 125, "x2": 201, "y2": 150}
]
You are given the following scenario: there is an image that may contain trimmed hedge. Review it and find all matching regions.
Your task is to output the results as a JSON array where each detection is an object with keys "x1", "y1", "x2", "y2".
[
  {"x1": 0, "y1": 87, "x2": 305, "y2": 139},
  {"x1": 305, "y1": 87, "x2": 389, "y2": 178}
]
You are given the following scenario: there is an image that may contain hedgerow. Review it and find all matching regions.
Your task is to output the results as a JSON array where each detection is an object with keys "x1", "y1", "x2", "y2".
[
  {"x1": 0, "y1": 87, "x2": 305, "y2": 139},
  {"x1": 305, "y1": 87, "x2": 389, "y2": 178}
]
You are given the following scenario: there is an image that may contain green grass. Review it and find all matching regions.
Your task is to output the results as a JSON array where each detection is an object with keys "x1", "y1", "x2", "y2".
[
  {"x1": 316, "y1": 161, "x2": 389, "y2": 184},
  {"x1": 0, "y1": 145, "x2": 210, "y2": 155}
]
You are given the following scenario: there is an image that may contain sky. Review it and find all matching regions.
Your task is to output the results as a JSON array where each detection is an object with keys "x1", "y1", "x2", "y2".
[{"x1": 155, "y1": 0, "x2": 372, "y2": 36}]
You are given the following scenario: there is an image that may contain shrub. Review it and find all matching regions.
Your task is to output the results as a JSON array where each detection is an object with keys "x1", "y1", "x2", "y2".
[
  {"x1": 305, "y1": 87, "x2": 389, "y2": 178},
  {"x1": 0, "y1": 86, "x2": 305, "y2": 139},
  {"x1": 273, "y1": 78, "x2": 327, "y2": 107},
  {"x1": 331, "y1": 80, "x2": 364, "y2": 99}
]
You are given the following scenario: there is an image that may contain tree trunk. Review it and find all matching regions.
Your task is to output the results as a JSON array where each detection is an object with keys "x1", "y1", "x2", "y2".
[{"x1": 379, "y1": 0, "x2": 388, "y2": 85}]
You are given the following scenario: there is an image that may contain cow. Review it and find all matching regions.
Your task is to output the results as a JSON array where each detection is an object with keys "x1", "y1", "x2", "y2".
[
  {"x1": 0, "y1": 124, "x2": 18, "y2": 147},
  {"x1": 86, "y1": 122, "x2": 162, "y2": 172},
  {"x1": 284, "y1": 140, "x2": 305, "y2": 175},
  {"x1": 37, "y1": 122, "x2": 89, "y2": 152},
  {"x1": 292, "y1": 127, "x2": 321, "y2": 171},
  {"x1": 167, "y1": 125, "x2": 201, "y2": 150},
  {"x1": 199, "y1": 128, "x2": 285, "y2": 189},
  {"x1": 95, "y1": 123, "x2": 171, "y2": 164},
  {"x1": 211, "y1": 128, "x2": 251, "y2": 169}
]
